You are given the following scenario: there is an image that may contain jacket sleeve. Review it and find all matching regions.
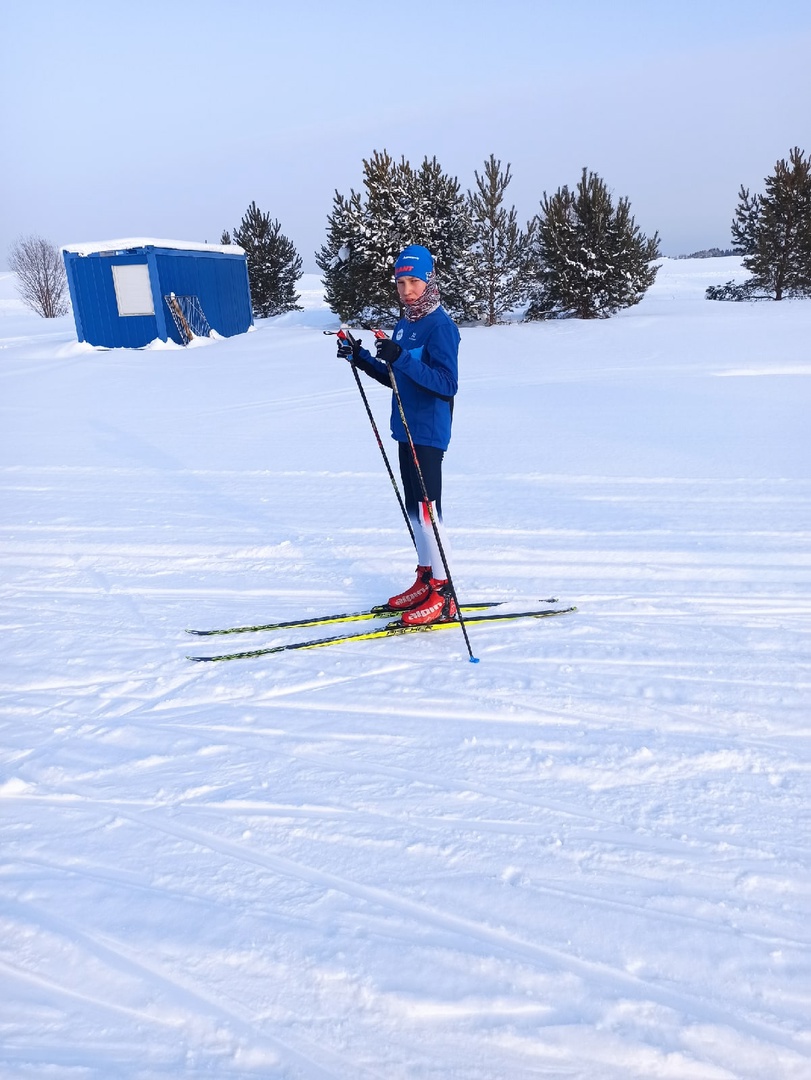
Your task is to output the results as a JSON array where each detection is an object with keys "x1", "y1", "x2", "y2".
[
  {"x1": 352, "y1": 347, "x2": 391, "y2": 388},
  {"x1": 394, "y1": 319, "x2": 458, "y2": 401}
]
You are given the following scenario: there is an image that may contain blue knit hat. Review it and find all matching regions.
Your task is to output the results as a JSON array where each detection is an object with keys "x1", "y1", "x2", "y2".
[{"x1": 394, "y1": 244, "x2": 434, "y2": 282}]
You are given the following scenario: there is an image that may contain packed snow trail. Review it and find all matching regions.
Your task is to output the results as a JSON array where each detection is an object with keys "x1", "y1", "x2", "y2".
[{"x1": 1, "y1": 261, "x2": 810, "y2": 1079}]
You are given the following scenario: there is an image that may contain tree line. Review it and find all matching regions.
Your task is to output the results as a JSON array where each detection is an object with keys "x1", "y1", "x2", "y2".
[
  {"x1": 237, "y1": 147, "x2": 810, "y2": 318},
  {"x1": 9, "y1": 147, "x2": 810, "y2": 320},
  {"x1": 233, "y1": 152, "x2": 660, "y2": 326}
]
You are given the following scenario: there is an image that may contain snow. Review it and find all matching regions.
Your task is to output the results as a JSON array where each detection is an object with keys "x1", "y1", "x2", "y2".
[
  {"x1": 60, "y1": 238, "x2": 244, "y2": 256},
  {"x1": 1, "y1": 257, "x2": 810, "y2": 1079}
]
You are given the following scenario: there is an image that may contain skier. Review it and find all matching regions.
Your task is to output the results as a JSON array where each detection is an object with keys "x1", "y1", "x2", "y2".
[{"x1": 336, "y1": 244, "x2": 461, "y2": 626}]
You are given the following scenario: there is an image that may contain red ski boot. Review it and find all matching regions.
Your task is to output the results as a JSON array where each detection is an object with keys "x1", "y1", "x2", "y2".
[
  {"x1": 400, "y1": 580, "x2": 458, "y2": 626},
  {"x1": 387, "y1": 566, "x2": 433, "y2": 612}
]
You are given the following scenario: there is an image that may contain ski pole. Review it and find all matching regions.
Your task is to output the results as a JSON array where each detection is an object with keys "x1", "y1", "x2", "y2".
[
  {"x1": 326, "y1": 328, "x2": 416, "y2": 549},
  {"x1": 372, "y1": 329, "x2": 479, "y2": 664}
]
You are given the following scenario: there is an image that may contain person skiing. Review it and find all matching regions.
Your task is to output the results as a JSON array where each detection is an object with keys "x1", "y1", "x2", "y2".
[{"x1": 336, "y1": 244, "x2": 461, "y2": 626}]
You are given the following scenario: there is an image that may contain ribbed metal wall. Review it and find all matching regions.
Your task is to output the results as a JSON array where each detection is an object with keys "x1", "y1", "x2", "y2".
[
  {"x1": 63, "y1": 245, "x2": 253, "y2": 349},
  {"x1": 153, "y1": 249, "x2": 253, "y2": 344}
]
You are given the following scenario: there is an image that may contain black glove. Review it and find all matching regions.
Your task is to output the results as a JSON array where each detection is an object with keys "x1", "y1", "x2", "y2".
[
  {"x1": 375, "y1": 337, "x2": 402, "y2": 365},
  {"x1": 336, "y1": 333, "x2": 362, "y2": 361}
]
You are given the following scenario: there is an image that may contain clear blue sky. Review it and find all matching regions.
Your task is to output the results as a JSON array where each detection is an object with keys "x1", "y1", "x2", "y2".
[{"x1": 2, "y1": 0, "x2": 810, "y2": 269}]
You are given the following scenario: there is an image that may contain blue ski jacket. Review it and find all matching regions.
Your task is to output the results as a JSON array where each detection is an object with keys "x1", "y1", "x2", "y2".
[{"x1": 355, "y1": 306, "x2": 460, "y2": 451}]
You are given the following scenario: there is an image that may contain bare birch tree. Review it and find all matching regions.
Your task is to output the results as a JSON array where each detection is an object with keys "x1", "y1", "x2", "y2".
[{"x1": 8, "y1": 235, "x2": 69, "y2": 318}]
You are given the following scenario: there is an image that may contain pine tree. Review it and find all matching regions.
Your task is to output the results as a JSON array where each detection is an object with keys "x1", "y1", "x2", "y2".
[
  {"x1": 468, "y1": 155, "x2": 534, "y2": 325},
  {"x1": 353, "y1": 150, "x2": 406, "y2": 320},
  {"x1": 317, "y1": 151, "x2": 402, "y2": 325},
  {"x1": 315, "y1": 189, "x2": 374, "y2": 323},
  {"x1": 231, "y1": 202, "x2": 302, "y2": 318},
  {"x1": 730, "y1": 188, "x2": 761, "y2": 256},
  {"x1": 526, "y1": 168, "x2": 660, "y2": 320},
  {"x1": 408, "y1": 156, "x2": 479, "y2": 322},
  {"x1": 730, "y1": 147, "x2": 811, "y2": 300},
  {"x1": 317, "y1": 151, "x2": 480, "y2": 325}
]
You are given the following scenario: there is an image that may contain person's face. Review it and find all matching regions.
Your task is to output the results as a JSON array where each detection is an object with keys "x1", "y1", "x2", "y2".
[{"x1": 396, "y1": 276, "x2": 427, "y2": 305}]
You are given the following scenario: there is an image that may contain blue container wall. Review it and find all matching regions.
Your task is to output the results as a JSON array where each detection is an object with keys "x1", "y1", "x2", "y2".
[
  {"x1": 64, "y1": 248, "x2": 253, "y2": 349},
  {"x1": 65, "y1": 253, "x2": 158, "y2": 348},
  {"x1": 153, "y1": 250, "x2": 253, "y2": 344}
]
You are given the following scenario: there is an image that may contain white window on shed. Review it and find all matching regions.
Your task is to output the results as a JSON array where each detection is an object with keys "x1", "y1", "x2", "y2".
[{"x1": 112, "y1": 263, "x2": 154, "y2": 316}]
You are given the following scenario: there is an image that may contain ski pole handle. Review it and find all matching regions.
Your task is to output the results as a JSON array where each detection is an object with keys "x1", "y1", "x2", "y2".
[{"x1": 323, "y1": 329, "x2": 359, "y2": 343}]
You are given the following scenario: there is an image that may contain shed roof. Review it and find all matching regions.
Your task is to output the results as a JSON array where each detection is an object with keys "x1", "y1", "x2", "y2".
[{"x1": 62, "y1": 238, "x2": 245, "y2": 256}]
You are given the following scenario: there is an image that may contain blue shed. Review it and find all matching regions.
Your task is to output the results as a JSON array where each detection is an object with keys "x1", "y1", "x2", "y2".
[{"x1": 61, "y1": 238, "x2": 253, "y2": 348}]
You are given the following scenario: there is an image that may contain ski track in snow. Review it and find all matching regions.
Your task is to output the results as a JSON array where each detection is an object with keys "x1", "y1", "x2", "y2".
[{"x1": 1, "y1": 262, "x2": 811, "y2": 1079}]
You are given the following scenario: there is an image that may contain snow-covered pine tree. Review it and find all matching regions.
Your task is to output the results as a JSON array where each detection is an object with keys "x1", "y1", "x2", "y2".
[
  {"x1": 730, "y1": 147, "x2": 811, "y2": 300},
  {"x1": 317, "y1": 151, "x2": 406, "y2": 325},
  {"x1": 317, "y1": 151, "x2": 481, "y2": 325},
  {"x1": 231, "y1": 202, "x2": 302, "y2": 318},
  {"x1": 526, "y1": 168, "x2": 660, "y2": 320},
  {"x1": 406, "y1": 156, "x2": 479, "y2": 322},
  {"x1": 468, "y1": 155, "x2": 534, "y2": 325},
  {"x1": 355, "y1": 150, "x2": 410, "y2": 322},
  {"x1": 354, "y1": 151, "x2": 481, "y2": 323},
  {"x1": 315, "y1": 189, "x2": 374, "y2": 324}
]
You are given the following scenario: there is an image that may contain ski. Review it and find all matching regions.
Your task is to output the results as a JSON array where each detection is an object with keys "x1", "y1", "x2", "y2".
[
  {"x1": 186, "y1": 599, "x2": 559, "y2": 637},
  {"x1": 187, "y1": 605, "x2": 576, "y2": 663}
]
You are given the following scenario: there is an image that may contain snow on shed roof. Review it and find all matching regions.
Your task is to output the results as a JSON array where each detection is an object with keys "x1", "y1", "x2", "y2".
[{"x1": 61, "y1": 238, "x2": 245, "y2": 256}]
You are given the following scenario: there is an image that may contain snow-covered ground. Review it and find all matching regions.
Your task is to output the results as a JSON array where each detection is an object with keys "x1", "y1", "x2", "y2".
[{"x1": 1, "y1": 258, "x2": 810, "y2": 1079}]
